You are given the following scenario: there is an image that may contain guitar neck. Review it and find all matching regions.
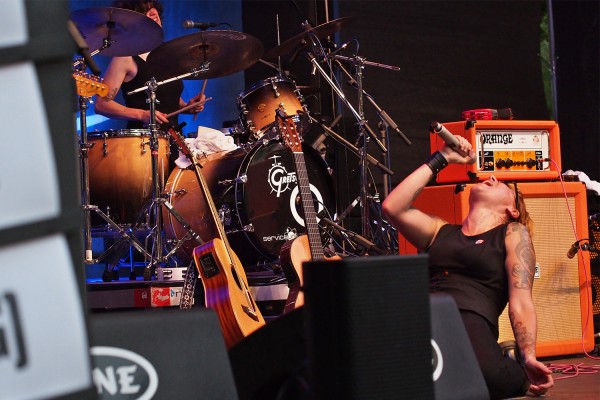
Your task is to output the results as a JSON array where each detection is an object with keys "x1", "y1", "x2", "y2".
[
  {"x1": 292, "y1": 151, "x2": 326, "y2": 261},
  {"x1": 169, "y1": 129, "x2": 235, "y2": 255}
]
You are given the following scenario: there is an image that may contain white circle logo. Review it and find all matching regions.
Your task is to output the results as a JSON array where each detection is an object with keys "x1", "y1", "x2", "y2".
[{"x1": 431, "y1": 339, "x2": 444, "y2": 381}]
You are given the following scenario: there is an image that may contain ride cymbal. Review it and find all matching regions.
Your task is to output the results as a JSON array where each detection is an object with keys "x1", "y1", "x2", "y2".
[
  {"x1": 264, "y1": 16, "x2": 356, "y2": 61},
  {"x1": 146, "y1": 30, "x2": 264, "y2": 80},
  {"x1": 71, "y1": 7, "x2": 164, "y2": 57}
]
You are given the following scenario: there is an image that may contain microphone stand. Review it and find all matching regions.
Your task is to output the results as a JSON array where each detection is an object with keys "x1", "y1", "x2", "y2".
[{"x1": 333, "y1": 58, "x2": 411, "y2": 146}]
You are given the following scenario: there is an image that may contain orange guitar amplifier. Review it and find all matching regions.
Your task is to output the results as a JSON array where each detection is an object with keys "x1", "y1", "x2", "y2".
[
  {"x1": 430, "y1": 120, "x2": 562, "y2": 183},
  {"x1": 398, "y1": 181, "x2": 595, "y2": 357}
]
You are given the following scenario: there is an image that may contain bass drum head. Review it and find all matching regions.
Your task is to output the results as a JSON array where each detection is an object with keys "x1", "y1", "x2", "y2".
[
  {"x1": 233, "y1": 141, "x2": 335, "y2": 266},
  {"x1": 162, "y1": 140, "x2": 335, "y2": 269}
]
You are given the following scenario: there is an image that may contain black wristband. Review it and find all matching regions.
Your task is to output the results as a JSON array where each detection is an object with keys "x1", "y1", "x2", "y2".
[{"x1": 425, "y1": 151, "x2": 449, "y2": 174}]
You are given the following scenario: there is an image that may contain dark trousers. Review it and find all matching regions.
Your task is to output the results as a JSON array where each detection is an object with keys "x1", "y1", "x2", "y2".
[{"x1": 460, "y1": 311, "x2": 530, "y2": 400}]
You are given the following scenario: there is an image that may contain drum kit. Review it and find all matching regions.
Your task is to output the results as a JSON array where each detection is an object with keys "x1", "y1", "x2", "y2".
[{"x1": 70, "y1": 7, "x2": 403, "y2": 281}]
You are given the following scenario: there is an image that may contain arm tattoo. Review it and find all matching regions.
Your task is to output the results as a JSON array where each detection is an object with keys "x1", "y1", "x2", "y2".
[
  {"x1": 103, "y1": 88, "x2": 118, "y2": 101},
  {"x1": 509, "y1": 311, "x2": 536, "y2": 358},
  {"x1": 508, "y1": 224, "x2": 535, "y2": 290}
]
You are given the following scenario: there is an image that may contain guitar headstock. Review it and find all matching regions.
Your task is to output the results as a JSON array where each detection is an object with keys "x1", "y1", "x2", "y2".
[
  {"x1": 167, "y1": 128, "x2": 193, "y2": 159},
  {"x1": 73, "y1": 71, "x2": 108, "y2": 97},
  {"x1": 276, "y1": 109, "x2": 302, "y2": 153}
]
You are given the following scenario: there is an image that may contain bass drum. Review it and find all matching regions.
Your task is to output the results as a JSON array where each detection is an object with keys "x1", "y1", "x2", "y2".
[{"x1": 163, "y1": 140, "x2": 335, "y2": 268}]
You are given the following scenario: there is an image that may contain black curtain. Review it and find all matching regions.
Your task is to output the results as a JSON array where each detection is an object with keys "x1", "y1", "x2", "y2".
[{"x1": 553, "y1": 0, "x2": 600, "y2": 182}]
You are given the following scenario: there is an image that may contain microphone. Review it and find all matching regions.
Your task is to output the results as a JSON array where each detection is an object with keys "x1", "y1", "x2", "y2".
[
  {"x1": 567, "y1": 241, "x2": 597, "y2": 258},
  {"x1": 430, "y1": 122, "x2": 476, "y2": 163},
  {"x1": 182, "y1": 20, "x2": 218, "y2": 29},
  {"x1": 567, "y1": 241, "x2": 580, "y2": 259}
]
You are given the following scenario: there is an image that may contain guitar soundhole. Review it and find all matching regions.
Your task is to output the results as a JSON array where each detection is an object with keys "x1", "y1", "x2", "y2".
[{"x1": 230, "y1": 266, "x2": 243, "y2": 290}]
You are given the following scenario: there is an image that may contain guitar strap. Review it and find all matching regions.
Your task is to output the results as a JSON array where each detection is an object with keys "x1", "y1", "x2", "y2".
[{"x1": 179, "y1": 261, "x2": 197, "y2": 310}]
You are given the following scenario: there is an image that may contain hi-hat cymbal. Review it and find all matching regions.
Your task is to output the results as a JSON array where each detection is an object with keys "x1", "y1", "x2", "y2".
[
  {"x1": 146, "y1": 30, "x2": 264, "y2": 80},
  {"x1": 71, "y1": 7, "x2": 164, "y2": 57},
  {"x1": 264, "y1": 16, "x2": 356, "y2": 61}
]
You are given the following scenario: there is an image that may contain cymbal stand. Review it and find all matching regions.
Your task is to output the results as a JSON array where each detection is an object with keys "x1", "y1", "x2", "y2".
[
  {"x1": 332, "y1": 58, "x2": 410, "y2": 198},
  {"x1": 76, "y1": 74, "x2": 150, "y2": 270},
  {"x1": 305, "y1": 37, "x2": 387, "y2": 239},
  {"x1": 126, "y1": 69, "x2": 206, "y2": 279},
  {"x1": 330, "y1": 54, "x2": 405, "y2": 249}
]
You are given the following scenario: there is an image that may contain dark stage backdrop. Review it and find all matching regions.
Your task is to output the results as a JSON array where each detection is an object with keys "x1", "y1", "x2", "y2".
[
  {"x1": 553, "y1": 0, "x2": 600, "y2": 182},
  {"x1": 333, "y1": 1, "x2": 550, "y2": 188},
  {"x1": 241, "y1": 1, "x2": 555, "y2": 220}
]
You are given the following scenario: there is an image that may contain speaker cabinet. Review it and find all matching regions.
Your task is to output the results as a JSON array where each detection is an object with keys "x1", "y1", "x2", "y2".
[
  {"x1": 430, "y1": 120, "x2": 562, "y2": 183},
  {"x1": 303, "y1": 255, "x2": 434, "y2": 400},
  {"x1": 399, "y1": 181, "x2": 594, "y2": 357},
  {"x1": 430, "y1": 293, "x2": 489, "y2": 400},
  {"x1": 89, "y1": 309, "x2": 238, "y2": 399}
]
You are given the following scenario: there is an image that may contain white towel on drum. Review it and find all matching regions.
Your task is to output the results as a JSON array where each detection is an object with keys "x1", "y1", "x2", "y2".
[{"x1": 175, "y1": 126, "x2": 238, "y2": 169}]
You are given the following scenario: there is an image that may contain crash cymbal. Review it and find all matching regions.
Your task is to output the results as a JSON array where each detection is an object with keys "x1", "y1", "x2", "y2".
[
  {"x1": 264, "y1": 16, "x2": 356, "y2": 61},
  {"x1": 146, "y1": 30, "x2": 263, "y2": 80},
  {"x1": 71, "y1": 7, "x2": 163, "y2": 57}
]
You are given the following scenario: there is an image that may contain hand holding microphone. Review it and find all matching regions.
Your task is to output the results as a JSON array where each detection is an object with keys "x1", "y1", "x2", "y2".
[{"x1": 430, "y1": 122, "x2": 476, "y2": 164}]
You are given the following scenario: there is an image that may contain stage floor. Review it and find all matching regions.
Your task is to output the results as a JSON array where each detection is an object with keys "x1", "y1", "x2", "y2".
[{"x1": 519, "y1": 354, "x2": 600, "y2": 399}]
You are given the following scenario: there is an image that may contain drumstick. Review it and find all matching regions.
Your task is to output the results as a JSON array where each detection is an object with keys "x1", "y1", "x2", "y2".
[
  {"x1": 166, "y1": 97, "x2": 213, "y2": 118},
  {"x1": 193, "y1": 79, "x2": 208, "y2": 121},
  {"x1": 192, "y1": 81, "x2": 208, "y2": 121}
]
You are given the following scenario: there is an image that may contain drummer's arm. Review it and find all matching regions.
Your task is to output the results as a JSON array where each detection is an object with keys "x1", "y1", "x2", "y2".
[{"x1": 94, "y1": 57, "x2": 169, "y2": 125}]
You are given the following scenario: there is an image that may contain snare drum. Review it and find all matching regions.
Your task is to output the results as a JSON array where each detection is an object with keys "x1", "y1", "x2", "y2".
[
  {"x1": 163, "y1": 139, "x2": 334, "y2": 267},
  {"x1": 237, "y1": 76, "x2": 309, "y2": 142},
  {"x1": 88, "y1": 129, "x2": 170, "y2": 225}
]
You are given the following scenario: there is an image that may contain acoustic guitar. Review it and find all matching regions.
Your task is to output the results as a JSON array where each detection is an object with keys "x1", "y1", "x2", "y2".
[
  {"x1": 168, "y1": 128, "x2": 265, "y2": 349},
  {"x1": 277, "y1": 111, "x2": 338, "y2": 313}
]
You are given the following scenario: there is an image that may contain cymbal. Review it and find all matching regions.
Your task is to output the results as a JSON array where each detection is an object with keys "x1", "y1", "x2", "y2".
[
  {"x1": 264, "y1": 16, "x2": 356, "y2": 61},
  {"x1": 146, "y1": 30, "x2": 264, "y2": 80},
  {"x1": 71, "y1": 7, "x2": 163, "y2": 57}
]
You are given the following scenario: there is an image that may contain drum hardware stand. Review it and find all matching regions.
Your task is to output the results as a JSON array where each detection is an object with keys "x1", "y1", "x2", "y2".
[
  {"x1": 317, "y1": 211, "x2": 387, "y2": 255},
  {"x1": 305, "y1": 42, "x2": 389, "y2": 239},
  {"x1": 126, "y1": 69, "x2": 207, "y2": 279},
  {"x1": 74, "y1": 65, "x2": 153, "y2": 273},
  {"x1": 309, "y1": 115, "x2": 393, "y2": 175}
]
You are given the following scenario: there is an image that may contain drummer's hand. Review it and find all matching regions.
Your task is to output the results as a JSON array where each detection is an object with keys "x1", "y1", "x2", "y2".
[
  {"x1": 141, "y1": 109, "x2": 169, "y2": 125},
  {"x1": 188, "y1": 93, "x2": 206, "y2": 113}
]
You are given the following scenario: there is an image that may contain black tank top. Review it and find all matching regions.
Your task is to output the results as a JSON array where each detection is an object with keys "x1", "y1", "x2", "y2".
[
  {"x1": 121, "y1": 55, "x2": 184, "y2": 129},
  {"x1": 427, "y1": 223, "x2": 509, "y2": 333}
]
